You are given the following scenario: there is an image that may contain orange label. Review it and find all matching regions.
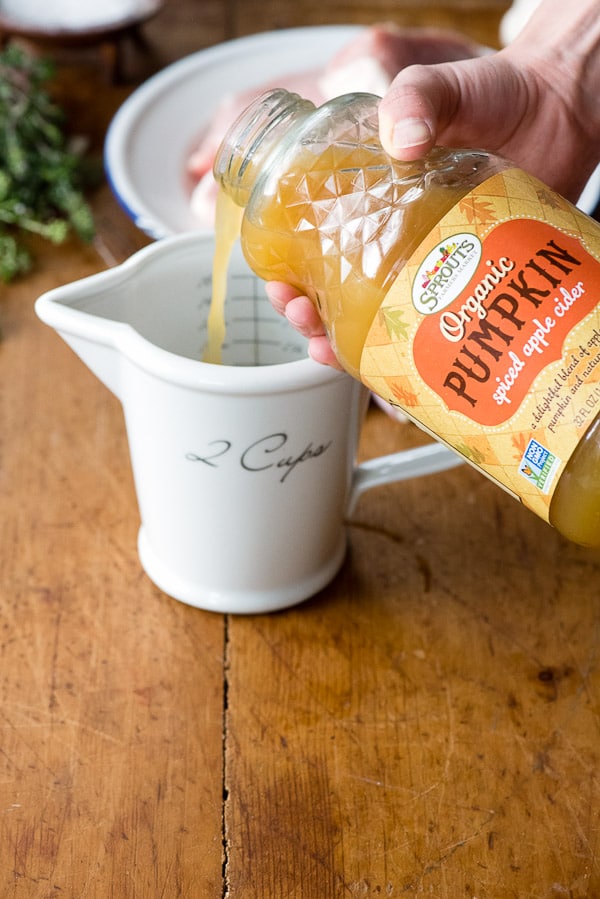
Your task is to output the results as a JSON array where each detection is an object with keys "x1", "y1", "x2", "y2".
[
  {"x1": 360, "y1": 168, "x2": 600, "y2": 521},
  {"x1": 412, "y1": 220, "x2": 600, "y2": 425}
]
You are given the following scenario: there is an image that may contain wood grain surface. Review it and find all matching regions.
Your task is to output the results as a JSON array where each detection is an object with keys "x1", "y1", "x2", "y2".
[{"x1": 3, "y1": 1, "x2": 600, "y2": 897}]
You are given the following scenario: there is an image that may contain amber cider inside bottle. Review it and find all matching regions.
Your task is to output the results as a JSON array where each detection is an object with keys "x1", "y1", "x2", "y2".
[{"x1": 213, "y1": 89, "x2": 600, "y2": 546}]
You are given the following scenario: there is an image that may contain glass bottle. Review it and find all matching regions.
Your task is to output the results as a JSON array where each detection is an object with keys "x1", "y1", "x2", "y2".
[{"x1": 213, "y1": 88, "x2": 600, "y2": 546}]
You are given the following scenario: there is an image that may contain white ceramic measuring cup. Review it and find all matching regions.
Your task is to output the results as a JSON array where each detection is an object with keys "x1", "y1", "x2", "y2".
[{"x1": 35, "y1": 233, "x2": 461, "y2": 614}]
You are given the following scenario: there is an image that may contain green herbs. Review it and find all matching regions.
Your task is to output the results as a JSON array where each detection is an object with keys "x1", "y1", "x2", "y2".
[{"x1": 0, "y1": 45, "x2": 96, "y2": 282}]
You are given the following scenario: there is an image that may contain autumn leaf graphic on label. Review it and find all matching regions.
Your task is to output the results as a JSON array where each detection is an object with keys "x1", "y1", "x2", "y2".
[
  {"x1": 390, "y1": 383, "x2": 418, "y2": 406},
  {"x1": 458, "y1": 196, "x2": 497, "y2": 225},
  {"x1": 382, "y1": 307, "x2": 409, "y2": 340},
  {"x1": 536, "y1": 187, "x2": 566, "y2": 210},
  {"x1": 454, "y1": 442, "x2": 487, "y2": 465},
  {"x1": 511, "y1": 431, "x2": 534, "y2": 462}
]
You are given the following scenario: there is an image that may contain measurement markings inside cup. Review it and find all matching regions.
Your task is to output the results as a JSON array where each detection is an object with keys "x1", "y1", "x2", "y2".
[
  {"x1": 224, "y1": 274, "x2": 306, "y2": 365},
  {"x1": 224, "y1": 273, "x2": 264, "y2": 365}
]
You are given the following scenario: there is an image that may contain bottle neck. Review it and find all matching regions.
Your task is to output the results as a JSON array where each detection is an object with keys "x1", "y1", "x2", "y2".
[{"x1": 213, "y1": 89, "x2": 315, "y2": 207}]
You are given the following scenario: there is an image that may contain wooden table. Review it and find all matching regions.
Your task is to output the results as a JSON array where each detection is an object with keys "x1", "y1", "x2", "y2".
[{"x1": 3, "y1": 1, "x2": 600, "y2": 895}]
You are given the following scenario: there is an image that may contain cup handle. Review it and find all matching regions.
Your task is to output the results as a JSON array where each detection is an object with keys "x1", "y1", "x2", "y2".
[{"x1": 348, "y1": 441, "x2": 463, "y2": 516}]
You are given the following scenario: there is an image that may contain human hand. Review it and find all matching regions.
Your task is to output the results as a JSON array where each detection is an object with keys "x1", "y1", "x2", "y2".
[{"x1": 378, "y1": 0, "x2": 600, "y2": 203}]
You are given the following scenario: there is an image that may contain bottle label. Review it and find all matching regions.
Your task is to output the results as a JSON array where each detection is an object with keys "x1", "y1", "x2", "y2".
[{"x1": 360, "y1": 168, "x2": 600, "y2": 521}]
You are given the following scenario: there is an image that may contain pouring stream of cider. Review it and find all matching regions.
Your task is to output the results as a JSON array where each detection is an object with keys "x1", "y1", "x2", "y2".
[{"x1": 203, "y1": 190, "x2": 244, "y2": 364}]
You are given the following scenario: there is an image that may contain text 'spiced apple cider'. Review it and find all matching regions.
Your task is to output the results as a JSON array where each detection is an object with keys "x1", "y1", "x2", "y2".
[{"x1": 211, "y1": 88, "x2": 600, "y2": 546}]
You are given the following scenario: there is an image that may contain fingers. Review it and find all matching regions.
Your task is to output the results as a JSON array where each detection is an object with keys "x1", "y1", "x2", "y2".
[
  {"x1": 266, "y1": 282, "x2": 343, "y2": 370},
  {"x1": 266, "y1": 282, "x2": 325, "y2": 337},
  {"x1": 307, "y1": 335, "x2": 343, "y2": 370},
  {"x1": 378, "y1": 67, "x2": 440, "y2": 160},
  {"x1": 285, "y1": 297, "x2": 325, "y2": 337},
  {"x1": 378, "y1": 55, "x2": 521, "y2": 162},
  {"x1": 265, "y1": 280, "x2": 304, "y2": 315}
]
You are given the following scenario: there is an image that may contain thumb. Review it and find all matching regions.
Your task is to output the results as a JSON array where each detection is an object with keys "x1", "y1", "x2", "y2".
[
  {"x1": 378, "y1": 64, "x2": 448, "y2": 160},
  {"x1": 378, "y1": 55, "x2": 522, "y2": 161}
]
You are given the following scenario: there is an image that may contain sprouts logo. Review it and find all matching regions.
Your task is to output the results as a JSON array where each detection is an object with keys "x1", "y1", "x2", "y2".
[{"x1": 412, "y1": 233, "x2": 482, "y2": 315}]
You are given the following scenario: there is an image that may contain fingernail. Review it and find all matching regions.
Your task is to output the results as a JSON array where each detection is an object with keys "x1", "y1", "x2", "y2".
[{"x1": 391, "y1": 117, "x2": 432, "y2": 151}]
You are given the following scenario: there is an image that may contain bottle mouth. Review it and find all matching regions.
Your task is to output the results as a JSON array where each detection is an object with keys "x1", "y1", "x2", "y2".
[{"x1": 213, "y1": 89, "x2": 315, "y2": 207}]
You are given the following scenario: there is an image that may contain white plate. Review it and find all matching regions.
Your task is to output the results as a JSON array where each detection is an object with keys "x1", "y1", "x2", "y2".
[{"x1": 104, "y1": 26, "x2": 360, "y2": 239}]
